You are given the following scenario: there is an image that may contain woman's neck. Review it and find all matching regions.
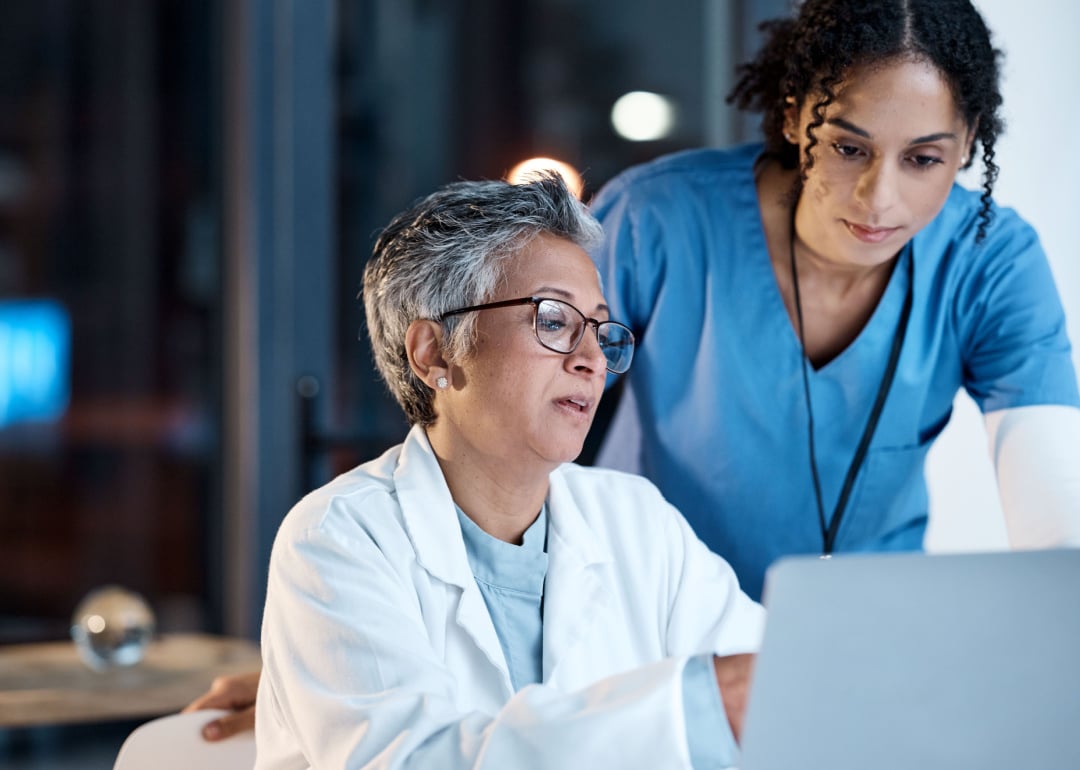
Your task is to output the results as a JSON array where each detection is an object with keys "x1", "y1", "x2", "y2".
[
  {"x1": 425, "y1": 427, "x2": 550, "y2": 545},
  {"x1": 790, "y1": 232, "x2": 899, "y2": 302},
  {"x1": 757, "y1": 159, "x2": 899, "y2": 367}
]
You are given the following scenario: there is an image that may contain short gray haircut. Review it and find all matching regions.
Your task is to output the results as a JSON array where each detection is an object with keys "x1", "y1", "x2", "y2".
[{"x1": 362, "y1": 173, "x2": 604, "y2": 426}]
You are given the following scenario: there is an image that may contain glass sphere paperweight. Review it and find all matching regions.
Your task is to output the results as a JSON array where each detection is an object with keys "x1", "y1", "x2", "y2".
[{"x1": 70, "y1": 585, "x2": 156, "y2": 671}]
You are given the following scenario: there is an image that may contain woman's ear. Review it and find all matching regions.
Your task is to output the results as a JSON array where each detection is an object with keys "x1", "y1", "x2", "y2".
[
  {"x1": 783, "y1": 96, "x2": 799, "y2": 144},
  {"x1": 405, "y1": 320, "x2": 450, "y2": 390},
  {"x1": 962, "y1": 119, "x2": 979, "y2": 166}
]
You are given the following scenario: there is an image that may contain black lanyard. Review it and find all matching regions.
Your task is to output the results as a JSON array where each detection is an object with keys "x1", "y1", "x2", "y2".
[{"x1": 789, "y1": 208, "x2": 914, "y2": 555}]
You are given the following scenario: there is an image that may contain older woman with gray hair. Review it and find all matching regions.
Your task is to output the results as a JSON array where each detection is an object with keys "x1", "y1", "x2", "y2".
[{"x1": 252, "y1": 174, "x2": 764, "y2": 769}]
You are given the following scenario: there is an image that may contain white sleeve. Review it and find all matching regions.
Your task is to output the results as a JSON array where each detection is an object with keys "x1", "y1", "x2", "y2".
[{"x1": 987, "y1": 404, "x2": 1080, "y2": 548}]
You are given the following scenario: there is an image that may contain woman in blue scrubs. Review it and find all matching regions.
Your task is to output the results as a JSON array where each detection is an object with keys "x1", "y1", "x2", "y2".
[{"x1": 590, "y1": 0, "x2": 1080, "y2": 600}]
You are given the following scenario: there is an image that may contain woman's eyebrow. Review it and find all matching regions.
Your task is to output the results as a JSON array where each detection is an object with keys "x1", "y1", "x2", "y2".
[
  {"x1": 535, "y1": 285, "x2": 574, "y2": 300},
  {"x1": 826, "y1": 116, "x2": 959, "y2": 145},
  {"x1": 908, "y1": 131, "x2": 960, "y2": 144},
  {"x1": 827, "y1": 117, "x2": 872, "y2": 138},
  {"x1": 535, "y1": 286, "x2": 609, "y2": 315}
]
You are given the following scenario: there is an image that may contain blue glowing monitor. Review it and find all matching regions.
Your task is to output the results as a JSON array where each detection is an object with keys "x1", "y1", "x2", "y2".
[{"x1": 0, "y1": 299, "x2": 71, "y2": 428}]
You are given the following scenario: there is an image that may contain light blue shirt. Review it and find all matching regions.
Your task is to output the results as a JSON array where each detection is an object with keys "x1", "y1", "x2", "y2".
[
  {"x1": 682, "y1": 654, "x2": 738, "y2": 769},
  {"x1": 457, "y1": 505, "x2": 548, "y2": 691},
  {"x1": 590, "y1": 142, "x2": 1080, "y2": 600},
  {"x1": 456, "y1": 504, "x2": 735, "y2": 767}
]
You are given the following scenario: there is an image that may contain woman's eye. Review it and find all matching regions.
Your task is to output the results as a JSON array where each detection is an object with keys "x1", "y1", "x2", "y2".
[
  {"x1": 909, "y1": 154, "x2": 944, "y2": 168},
  {"x1": 832, "y1": 142, "x2": 863, "y2": 159},
  {"x1": 538, "y1": 317, "x2": 567, "y2": 332}
]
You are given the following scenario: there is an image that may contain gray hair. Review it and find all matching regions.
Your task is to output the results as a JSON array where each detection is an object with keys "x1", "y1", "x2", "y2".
[{"x1": 362, "y1": 173, "x2": 604, "y2": 426}]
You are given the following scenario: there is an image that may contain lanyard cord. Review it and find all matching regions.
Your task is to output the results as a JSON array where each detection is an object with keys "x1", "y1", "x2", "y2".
[{"x1": 788, "y1": 206, "x2": 914, "y2": 555}]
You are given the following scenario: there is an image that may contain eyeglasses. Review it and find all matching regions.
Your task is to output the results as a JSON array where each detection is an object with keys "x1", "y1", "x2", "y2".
[{"x1": 439, "y1": 296, "x2": 635, "y2": 374}]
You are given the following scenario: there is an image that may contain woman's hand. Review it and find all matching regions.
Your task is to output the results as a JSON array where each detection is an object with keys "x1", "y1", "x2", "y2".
[
  {"x1": 181, "y1": 669, "x2": 262, "y2": 741},
  {"x1": 712, "y1": 653, "x2": 756, "y2": 743}
]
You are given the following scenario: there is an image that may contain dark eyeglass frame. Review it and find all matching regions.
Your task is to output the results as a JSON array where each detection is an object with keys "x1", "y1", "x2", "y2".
[{"x1": 439, "y1": 296, "x2": 635, "y2": 374}]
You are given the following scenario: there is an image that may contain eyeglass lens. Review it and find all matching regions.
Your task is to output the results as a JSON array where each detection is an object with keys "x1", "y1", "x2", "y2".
[{"x1": 535, "y1": 299, "x2": 634, "y2": 373}]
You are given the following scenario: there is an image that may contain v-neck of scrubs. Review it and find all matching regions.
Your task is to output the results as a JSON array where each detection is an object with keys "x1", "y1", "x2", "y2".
[{"x1": 754, "y1": 212, "x2": 913, "y2": 378}]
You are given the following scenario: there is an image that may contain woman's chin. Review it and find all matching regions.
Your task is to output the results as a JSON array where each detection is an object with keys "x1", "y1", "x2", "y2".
[{"x1": 556, "y1": 437, "x2": 590, "y2": 466}]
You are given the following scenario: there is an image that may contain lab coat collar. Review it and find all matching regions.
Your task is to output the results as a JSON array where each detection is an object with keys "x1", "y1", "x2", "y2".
[
  {"x1": 394, "y1": 426, "x2": 513, "y2": 692},
  {"x1": 394, "y1": 425, "x2": 474, "y2": 590},
  {"x1": 542, "y1": 469, "x2": 616, "y2": 681},
  {"x1": 393, "y1": 425, "x2": 617, "y2": 688},
  {"x1": 394, "y1": 425, "x2": 614, "y2": 584},
  {"x1": 546, "y1": 469, "x2": 614, "y2": 568}
]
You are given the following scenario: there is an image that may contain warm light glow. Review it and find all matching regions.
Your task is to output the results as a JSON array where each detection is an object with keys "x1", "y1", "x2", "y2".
[
  {"x1": 610, "y1": 91, "x2": 676, "y2": 142},
  {"x1": 87, "y1": 614, "x2": 106, "y2": 634},
  {"x1": 506, "y1": 157, "x2": 585, "y2": 200}
]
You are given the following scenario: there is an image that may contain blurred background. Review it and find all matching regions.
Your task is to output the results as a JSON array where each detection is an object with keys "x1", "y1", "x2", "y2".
[
  {"x1": 0, "y1": 0, "x2": 790, "y2": 652},
  {"x1": 0, "y1": 0, "x2": 1076, "y2": 765}
]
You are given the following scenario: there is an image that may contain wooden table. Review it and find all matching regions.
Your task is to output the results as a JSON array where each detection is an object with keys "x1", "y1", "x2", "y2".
[{"x1": 0, "y1": 632, "x2": 260, "y2": 728}]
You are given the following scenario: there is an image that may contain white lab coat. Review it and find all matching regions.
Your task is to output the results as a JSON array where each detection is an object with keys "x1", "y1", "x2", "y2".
[{"x1": 256, "y1": 425, "x2": 765, "y2": 769}]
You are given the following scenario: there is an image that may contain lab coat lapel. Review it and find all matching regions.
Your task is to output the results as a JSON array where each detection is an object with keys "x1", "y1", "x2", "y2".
[
  {"x1": 394, "y1": 426, "x2": 513, "y2": 696},
  {"x1": 542, "y1": 467, "x2": 615, "y2": 685}
]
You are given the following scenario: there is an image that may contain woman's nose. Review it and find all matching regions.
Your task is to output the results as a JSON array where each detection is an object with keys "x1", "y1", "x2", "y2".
[
  {"x1": 854, "y1": 158, "x2": 899, "y2": 215},
  {"x1": 569, "y1": 324, "x2": 608, "y2": 374}
]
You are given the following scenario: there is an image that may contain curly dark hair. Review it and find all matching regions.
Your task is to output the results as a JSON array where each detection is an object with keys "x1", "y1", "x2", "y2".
[{"x1": 727, "y1": 0, "x2": 1003, "y2": 241}]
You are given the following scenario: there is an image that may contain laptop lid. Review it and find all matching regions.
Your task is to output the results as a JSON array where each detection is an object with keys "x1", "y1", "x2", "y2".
[{"x1": 739, "y1": 549, "x2": 1080, "y2": 770}]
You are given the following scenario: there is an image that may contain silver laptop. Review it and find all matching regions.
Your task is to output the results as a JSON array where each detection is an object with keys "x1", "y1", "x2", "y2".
[{"x1": 739, "y1": 549, "x2": 1080, "y2": 770}]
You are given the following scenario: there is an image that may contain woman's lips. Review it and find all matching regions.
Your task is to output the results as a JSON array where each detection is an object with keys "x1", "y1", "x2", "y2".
[
  {"x1": 556, "y1": 397, "x2": 590, "y2": 414},
  {"x1": 553, "y1": 396, "x2": 596, "y2": 425},
  {"x1": 845, "y1": 221, "x2": 899, "y2": 244}
]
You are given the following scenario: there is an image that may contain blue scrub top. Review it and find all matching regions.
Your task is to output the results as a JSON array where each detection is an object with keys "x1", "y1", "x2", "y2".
[{"x1": 590, "y1": 142, "x2": 1080, "y2": 600}]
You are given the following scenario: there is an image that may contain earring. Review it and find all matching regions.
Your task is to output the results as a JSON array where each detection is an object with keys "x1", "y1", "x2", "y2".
[
  {"x1": 436, "y1": 376, "x2": 448, "y2": 390},
  {"x1": 784, "y1": 130, "x2": 795, "y2": 143}
]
